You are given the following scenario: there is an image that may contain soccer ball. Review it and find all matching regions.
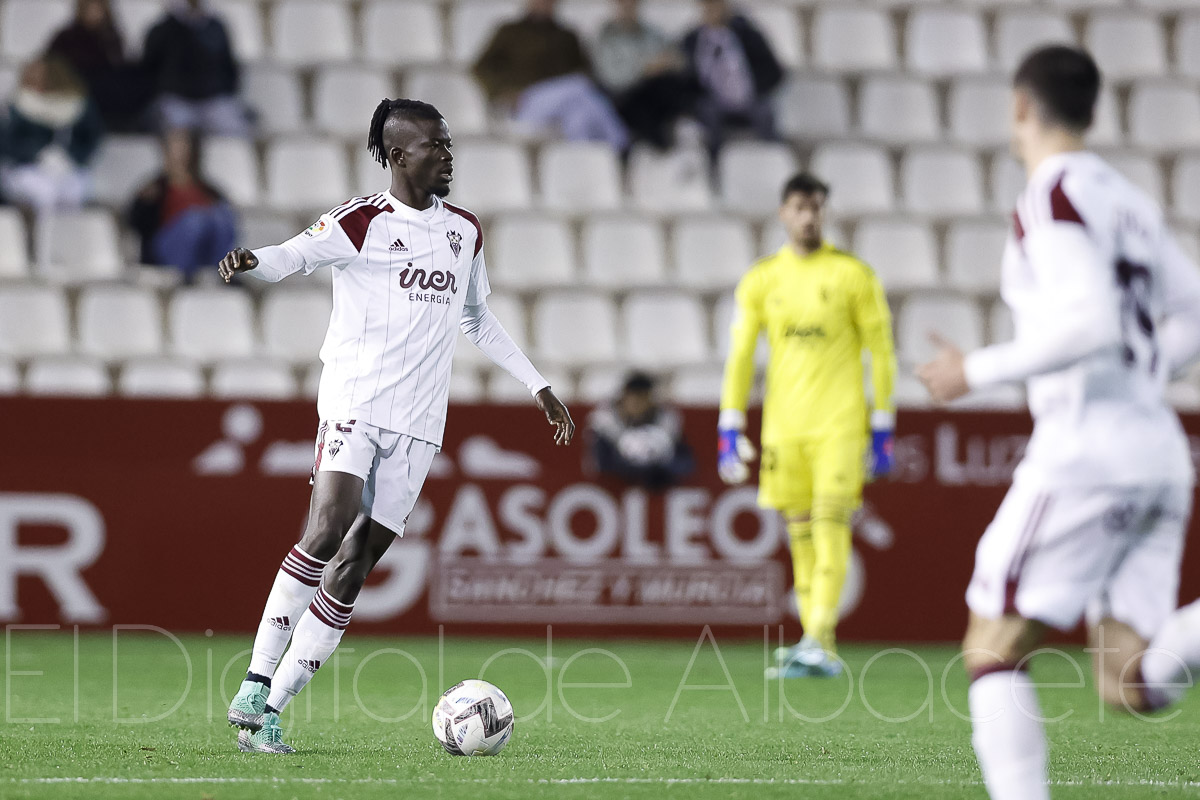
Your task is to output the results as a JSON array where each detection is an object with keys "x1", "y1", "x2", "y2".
[{"x1": 432, "y1": 679, "x2": 514, "y2": 756}]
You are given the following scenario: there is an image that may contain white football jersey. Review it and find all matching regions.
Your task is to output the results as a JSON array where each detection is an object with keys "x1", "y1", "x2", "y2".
[
  {"x1": 965, "y1": 151, "x2": 1200, "y2": 486},
  {"x1": 250, "y1": 191, "x2": 491, "y2": 446}
]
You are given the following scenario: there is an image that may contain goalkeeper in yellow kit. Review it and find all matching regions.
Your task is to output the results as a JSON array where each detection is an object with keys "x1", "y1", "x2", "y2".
[{"x1": 718, "y1": 173, "x2": 897, "y2": 678}]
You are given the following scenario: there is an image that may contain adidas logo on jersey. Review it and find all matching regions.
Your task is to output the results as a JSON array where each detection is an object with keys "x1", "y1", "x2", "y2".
[
  {"x1": 269, "y1": 616, "x2": 291, "y2": 631},
  {"x1": 298, "y1": 659, "x2": 322, "y2": 673},
  {"x1": 389, "y1": 238, "x2": 409, "y2": 253}
]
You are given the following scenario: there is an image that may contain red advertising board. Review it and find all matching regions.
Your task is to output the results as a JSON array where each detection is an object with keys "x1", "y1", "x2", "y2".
[{"x1": 2, "y1": 398, "x2": 1198, "y2": 641}]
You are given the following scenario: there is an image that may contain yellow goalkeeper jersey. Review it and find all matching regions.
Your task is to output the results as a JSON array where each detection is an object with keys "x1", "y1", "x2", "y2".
[{"x1": 720, "y1": 242, "x2": 897, "y2": 444}]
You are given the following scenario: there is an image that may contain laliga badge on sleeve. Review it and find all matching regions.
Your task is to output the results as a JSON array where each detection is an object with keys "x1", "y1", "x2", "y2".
[{"x1": 303, "y1": 215, "x2": 334, "y2": 240}]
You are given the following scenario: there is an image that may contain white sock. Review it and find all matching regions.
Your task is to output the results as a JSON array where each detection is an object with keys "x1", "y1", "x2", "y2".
[
  {"x1": 969, "y1": 670, "x2": 1049, "y2": 800},
  {"x1": 266, "y1": 585, "x2": 353, "y2": 712},
  {"x1": 247, "y1": 545, "x2": 327, "y2": 679},
  {"x1": 1141, "y1": 597, "x2": 1200, "y2": 709}
]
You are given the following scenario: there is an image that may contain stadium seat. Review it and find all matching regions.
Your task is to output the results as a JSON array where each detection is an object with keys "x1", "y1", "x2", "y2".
[
  {"x1": 77, "y1": 285, "x2": 163, "y2": 360},
  {"x1": 622, "y1": 292, "x2": 709, "y2": 369},
  {"x1": 313, "y1": 66, "x2": 397, "y2": 139},
  {"x1": 809, "y1": 145, "x2": 895, "y2": 215},
  {"x1": 640, "y1": 1, "x2": 695, "y2": 40},
  {"x1": 556, "y1": 0, "x2": 611, "y2": 41},
  {"x1": 897, "y1": 294, "x2": 984, "y2": 366},
  {"x1": 261, "y1": 289, "x2": 333, "y2": 363},
  {"x1": 487, "y1": 216, "x2": 576, "y2": 289},
  {"x1": 266, "y1": 139, "x2": 351, "y2": 213},
  {"x1": 240, "y1": 212, "x2": 299, "y2": 251},
  {"x1": 712, "y1": 293, "x2": 768, "y2": 366},
  {"x1": 487, "y1": 366, "x2": 572, "y2": 404},
  {"x1": 211, "y1": 358, "x2": 297, "y2": 399},
  {"x1": 118, "y1": 358, "x2": 205, "y2": 398},
  {"x1": 1085, "y1": 12, "x2": 1167, "y2": 80},
  {"x1": 581, "y1": 216, "x2": 667, "y2": 287},
  {"x1": 759, "y1": 220, "x2": 849, "y2": 255},
  {"x1": 989, "y1": 301, "x2": 1014, "y2": 346},
  {"x1": 945, "y1": 221, "x2": 1007, "y2": 293},
  {"x1": 41, "y1": 210, "x2": 124, "y2": 283},
  {"x1": 947, "y1": 79, "x2": 1010, "y2": 148},
  {"x1": 776, "y1": 77, "x2": 850, "y2": 141},
  {"x1": 628, "y1": 144, "x2": 713, "y2": 213},
  {"x1": 533, "y1": 291, "x2": 618, "y2": 365},
  {"x1": 1105, "y1": 152, "x2": 1164, "y2": 206},
  {"x1": 671, "y1": 216, "x2": 754, "y2": 291},
  {"x1": 744, "y1": 4, "x2": 803, "y2": 68},
  {"x1": 24, "y1": 357, "x2": 110, "y2": 397},
  {"x1": 906, "y1": 8, "x2": 988, "y2": 76},
  {"x1": 1173, "y1": 157, "x2": 1200, "y2": 223},
  {"x1": 811, "y1": 7, "x2": 897, "y2": 72},
  {"x1": 995, "y1": 10, "x2": 1077, "y2": 72},
  {"x1": 671, "y1": 365, "x2": 725, "y2": 406},
  {"x1": 901, "y1": 149, "x2": 985, "y2": 216},
  {"x1": 1090, "y1": 88, "x2": 1123, "y2": 147},
  {"x1": 450, "y1": 0, "x2": 523, "y2": 63},
  {"x1": 1, "y1": 0, "x2": 72, "y2": 62},
  {"x1": 0, "y1": 357, "x2": 18, "y2": 395},
  {"x1": 0, "y1": 208, "x2": 29, "y2": 279},
  {"x1": 0, "y1": 285, "x2": 70, "y2": 357},
  {"x1": 115, "y1": 0, "x2": 168, "y2": 57},
  {"x1": 893, "y1": 373, "x2": 931, "y2": 410},
  {"x1": 169, "y1": 288, "x2": 256, "y2": 362},
  {"x1": 859, "y1": 77, "x2": 940, "y2": 144},
  {"x1": 211, "y1": 0, "x2": 266, "y2": 61},
  {"x1": 362, "y1": 0, "x2": 445, "y2": 65},
  {"x1": 449, "y1": 369, "x2": 486, "y2": 403},
  {"x1": 1128, "y1": 83, "x2": 1200, "y2": 151},
  {"x1": 270, "y1": 0, "x2": 353, "y2": 66},
  {"x1": 1179, "y1": 15, "x2": 1200, "y2": 80},
  {"x1": 92, "y1": 136, "x2": 160, "y2": 207},
  {"x1": 202, "y1": 136, "x2": 260, "y2": 207},
  {"x1": 576, "y1": 366, "x2": 628, "y2": 404},
  {"x1": 449, "y1": 141, "x2": 533, "y2": 214},
  {"x1": 854, "y1": 220, "x2": 939, "y2": 291},
  {"x1": 539, "y1": 142, "x2": 622, "y2": 213},
  {"x1": 718, "y1": 142, "x2": 799, "y2": 214},
  {"x1": 404, "y1": 69, "x2": 489, "y2": 137},
  {"x1": 990, "y1": 155, "x2": 1026, "y2": 211},
  {"x1": 242, "y1": 67, "x2": 306, "y2": 136}
]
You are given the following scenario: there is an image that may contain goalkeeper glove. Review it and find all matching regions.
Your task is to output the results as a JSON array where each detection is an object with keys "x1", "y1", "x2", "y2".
[
  {"x1": 869, "y1": 410, "x2": 895, "y2": 479},
  {"x1": 717, "y1": 409, "x2": 756, "y2": 485}
]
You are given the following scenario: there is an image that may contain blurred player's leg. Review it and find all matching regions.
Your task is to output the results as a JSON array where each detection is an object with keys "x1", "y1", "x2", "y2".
[
  {"x1": 808, "y1": 497, "x2": 852, "y2": 656},
  {"x1": 1140, "y1": 599, "x2": 1200, "y2": 707},
  {"x1": 785, "y1": 512, "x2": 815, "y2": 633}
]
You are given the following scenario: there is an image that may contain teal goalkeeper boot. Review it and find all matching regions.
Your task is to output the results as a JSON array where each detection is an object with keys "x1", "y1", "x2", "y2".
[
  {"x1": 237, "y1": 712, "x2": 295, "y2": 754},
  {"x1": 773, "y1": 634, "x2": 821, "y2": 667},
  {"x1": 228, "y1": 680, "x2": 270, "y2": 732}
]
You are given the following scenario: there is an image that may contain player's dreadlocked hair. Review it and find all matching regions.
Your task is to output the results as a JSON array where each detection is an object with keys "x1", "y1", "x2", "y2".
[{"x1": 367, "y1": 98, "x2": 444, "y2": 168}]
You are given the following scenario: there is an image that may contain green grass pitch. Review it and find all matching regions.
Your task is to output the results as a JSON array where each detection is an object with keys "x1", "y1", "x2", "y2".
[{"x1": 3, "y1": 631, "x2": 1200, "y2": 799}]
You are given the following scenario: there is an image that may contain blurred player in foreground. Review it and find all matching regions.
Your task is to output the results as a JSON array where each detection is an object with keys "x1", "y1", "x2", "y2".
[
  {"x1": 218, "y1": 99, "x2": 574, "y2": 753},
  {"x1": 918, "y1": 46, "x2": 1200, "y2": 800},
  {"x1": 719, "y1": 173, "x2": 897, "y2": 678}
]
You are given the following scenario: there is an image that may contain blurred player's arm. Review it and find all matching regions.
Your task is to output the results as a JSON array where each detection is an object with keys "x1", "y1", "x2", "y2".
[
  {"x1": 1156, "y1": 232, "x2": 1200, "y2": 377},
  {"x1": 220, "y1": 213, "x2": 357, "y2": 283},
  {"x1": 853, "y1": 265, "x2": 898, "y2": 475},
  {"x1": 717, "y1": 272, "x2": 763, "y2": 483}
]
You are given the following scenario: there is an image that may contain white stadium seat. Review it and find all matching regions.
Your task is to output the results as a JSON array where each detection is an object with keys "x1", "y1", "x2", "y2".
[
  {"x1": 363, "y1": 0, "x2": 445, "y2": 65},
  {"x1": 533, "y1": 291, "x2": 618, "y2": 364},
  {"x1": 539, "y1": 142, "x2": 622, "y2": 213},
  {"x1": 92, "y1": 136, "x2": 160, "y2": 206},
  {"x1": 745, "y1": 4, "x2": 803, "y2": 68},
  {"x1": 581, "y1": 216, "x2": 666, "y2": 287},
  {"x1": 640, "y1": 1, "x2": 695, "y2": 40},
  {"x1": 24, "y1": 357, "x2": 110, "y2": 397},
  {"x1": 211, "y1": 358, "x2": 297, "y2": 399},
  {"x1": 671, "y1": 216, "x2": 754, "y2": 291},
  {"x1": 713, "y1": 293, "x2": 767, "y2": 366},
  {"x1": 945, "y1": 221, "x2": 1007, "y2": 294},
  {"x1": 1179, "y1": 15, "x2": 1200, "y2": 80},
  {"x1": 405, "y1": 70, "x2": 489, "y2": 137},
  {"x1": 576, "y1": 366, "x2": 628, "y2": 404},
  {"x1": 810, "y1": 144, "x2": 895, "y2": 215},
  {"x1": 313, "y1": 66, "x2": 396, "y2": 139},
  {"x1": 487, "y1": 366, "x2": 572, "y2": 404},
  {"x1": 859, "y1": 77, "x2": 940, "y2": 144},
  {"x1": 0, "y1": 285, "x2": 70, "y2": 357},
  {"x1": 301, "y1": 362, "x2": 322, "y2": 398},
  {"x1": 1128, "y1": 83, "x2": 1200, "y2": 151},
  {"x1": 628, "y1": 145, "x2": 713, "y2": 213},
  {"x1": 266, "y1": 139, "x2": 350, "y2": 213},
  {"x1": 118, "y1": 358, "x2": 205, "y2": 398},
  {"x1": 0, "y1": 357, "x2": 18, "y2": 395},
  {"x1": 449, "y1": 369, "x2": 486, "y2": 403},
  {"x1": 1105, "y1": 152, "x2": 1164, "y2": 206},
  {"x1": 0, "y1": 208, "x2": 29, "y2": 279},
  {"x1": 487, "y1": 216, "x2": 575, "y2": 289},
  {"x1": 242, "y1": 67, "x2": 306, "y2": 136},
  {"x1": 261, "y1": 289, "x2": 333, "y2": 363},
  {"x1": 812, "y1": 7, "x2": 897, "y2": 72},
  {"x1": 897, "y1": 294, "x2": 984, "y2": 366},
  {"x1": 202, "y1": 136, "x2": 260, "y2": 207},
  {"x1": 451, "y1": 0, "x2": 523, "y2": 63},
  {"x1": 1085, "y1": 12, "x2": 1167, "y2": 80},
  {"x1": 271, "y1": 0, "x2": 353, "y2": 66},
  {"x1": 989, "y1": 301, "x2": 1014, "y2": 346},
  {"x1": 994, "y1": 11, "x2": 1076, "y2": 72},
  {"x1": 906, "y1": 8, "x2": 988, "y2": 76},
  {"x1": 947, "y1": 79, "x2": 1010, "y2": 148},
  {"x1": 901, "y1": 149, "x2": 984, "y2": 216},
  {"x1": 449, "y1": 141, "x2": 533, "y2": 214},
  {"x1": 41, "y1": 210, "x2": 124, "y2": 283},
  {"x1": 670, "y1": 365, "x2": 726, "y2": 406},
  {"x1": 718, "y1": 142, "x2": 799, "y2": 214},
  {"x1": 854, "y1": 220, "x2": 939, "y2": 291},
  {"x1": 555, "y1": 1, "x2": 611, "y2": 41},
  {"x1": 77, "y1": 285, "x2": 163, "y2": 360},
  {"x1": 1, "y1": 0, "x2": 71, "y2": 62},
  {"x1": 622, "y1": 293, "x2": 709, "y2": 369},
  {"x1": 776, "y1": 77, "x2": 850, "y2": 141},
  {"x1": 169, "y1": 288, "x2": 256, "y2": 362},
  {"x1": 991, "y1": 155, "x2": 1026, "y2": 211},
  {"x1": 1090, "y1": 88, "x2": 1124, "y2": 148},
  {"x1": 211, "y1": 0, "x2": 266, "y2": 61},
  {"x1": 112, "y1": 0, "x2": 163, "y2": 57},
  {"x1": 239, "y1": 213, "x2": 299, "y2": 251},
  {"x1": 1173, "y1": 157, "x2": 1200, "y2": 223}
]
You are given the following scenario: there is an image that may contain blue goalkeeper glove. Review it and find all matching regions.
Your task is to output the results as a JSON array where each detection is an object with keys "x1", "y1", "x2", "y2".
[
  {"x1": 717, "y1": 410, "x2": 756, "y2": 485},
  {"x1": 869, "y1": 411, "x2": 895, "y2": 479}
]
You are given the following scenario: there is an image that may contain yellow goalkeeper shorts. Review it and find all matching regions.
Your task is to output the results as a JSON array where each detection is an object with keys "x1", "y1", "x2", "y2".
[{"x1": 757, "y1": 435, "x2": 866, "y2": 512}]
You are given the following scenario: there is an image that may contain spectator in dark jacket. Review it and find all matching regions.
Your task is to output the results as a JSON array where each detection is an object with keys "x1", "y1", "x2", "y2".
[
  {"x1": 682, "y1": 0, "x2": 782, "y2": 155},
  {"x1": 129, "y1": 129, "x2": 236, "y2": 281},
  {"x1": 142, "y1": 0, "x2": 249, "y2": 136},
  {"x1": 587, "y1": 372, "x2": 695, "y2": 491},
  {"x1": 46, "y1": 0, "x2": 152, "y2": 132}
]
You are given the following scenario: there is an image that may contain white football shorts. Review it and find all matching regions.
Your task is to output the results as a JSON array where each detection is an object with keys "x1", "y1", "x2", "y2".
[
  {"x1": 311, "y1": 419, "x2": 437, "y2": 536},
  {"x1": 966, "y1": 478, "x2": 1192, "y2": 640}
]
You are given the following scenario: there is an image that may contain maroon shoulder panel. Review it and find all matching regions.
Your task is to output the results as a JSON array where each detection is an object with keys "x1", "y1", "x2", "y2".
[
  {"x1": 444, "y1": 202, "x2": 484, "y2": 257},
  {"x1": 1049, "y1": 174, "x2": 1085, "y2": 227},
  {"x1": 337, "y1": 203, "x2": 387, "y2": 252}
]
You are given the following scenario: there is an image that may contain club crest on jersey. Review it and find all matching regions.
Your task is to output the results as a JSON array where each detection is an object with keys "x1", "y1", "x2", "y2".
[
  {"x1": 446, "y1": 230, "x2": 463, "y2": 258},
  {"x1": 328, "y1": 438, "x2": 343, "y2": 459}
]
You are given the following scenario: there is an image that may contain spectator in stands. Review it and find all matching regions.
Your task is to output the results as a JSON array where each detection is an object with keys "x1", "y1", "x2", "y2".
[
  {"x1": 142, "y1": 0, "x2": 249, "y2": 136},
  {"x1": 682, "y1": 0, "x2": 782, "y2": 155},
  {"x1": 472, "y1": 0, "x2": 629, "y2": 152},
  {"x1": 594, "y1": 0, "x2": 691, "y2": 149},
  {"x1": 128, "y1": 129, "x2": 236, "y2": 282},
  {"x1": 587, "y1": 372, "x2": 695, "y2": 490},
  {"x1": 47, "y1": 0, "x2": 152, "y2": 132}
]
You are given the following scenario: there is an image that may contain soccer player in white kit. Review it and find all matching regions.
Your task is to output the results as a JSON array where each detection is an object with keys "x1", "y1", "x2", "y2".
[
  {"x1": 919, "y1": 47, "x2": 1200, "y2": 799},
  {"x1": 219, "y1": 99, "x2": 575, "y2": 753}
]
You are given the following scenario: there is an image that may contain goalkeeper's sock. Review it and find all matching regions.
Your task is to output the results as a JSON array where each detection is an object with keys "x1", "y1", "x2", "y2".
[
  {"x1": 247, "y1": 545, "x2": 327, "y2": 680},
  {"x1": 969, "y1": 668, "x2": 1049, "y2": 800},
  {"x1": 786, "y1": 517, "x2": 816, "y2": 633},
  {"x1": 267, "y1": 585, "x2": 352, "y2": 712},
  {"x1": 808, "y1": 512, "x2": 852, "y2": 653},
  {"x1": 1140, "y1": 597, "x2": 1200, "y2": 710}
]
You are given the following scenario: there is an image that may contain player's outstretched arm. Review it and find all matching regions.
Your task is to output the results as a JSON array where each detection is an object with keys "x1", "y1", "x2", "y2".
[
  {"x1": 218, "y1": 248, "x2": 258, "y2": 283},
  {"x1": 535, "y1": 387, "x2": 575, "y2": 446}
]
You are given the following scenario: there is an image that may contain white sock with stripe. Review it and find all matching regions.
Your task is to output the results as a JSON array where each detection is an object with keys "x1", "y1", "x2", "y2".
[
  {"x1": 969, "y1": 668, "x2": 1049, "y2": 800},
  {"x1": 247, "y1": 545, "x2": 327, "y2": 680},
  {"x1": 266, "y1": 585, "x2": 353, "y2": 712}
]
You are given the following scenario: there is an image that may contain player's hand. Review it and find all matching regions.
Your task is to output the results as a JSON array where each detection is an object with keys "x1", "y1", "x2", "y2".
[
  {"x1": 869, "y1": 428, "x2": 895, "y2": 479},
  {"x1": 917, "y1": 333, "x2": 970, "y2": 404},
  {"x1": 218, "y1": 248, "x2": 258, "y2": 284},
  {"x1": 717, "y1": 427, "x2": 756, "y2": 485},
  {"x1": 535, "y1": 387, "x2": 575, "y2": 446}
]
